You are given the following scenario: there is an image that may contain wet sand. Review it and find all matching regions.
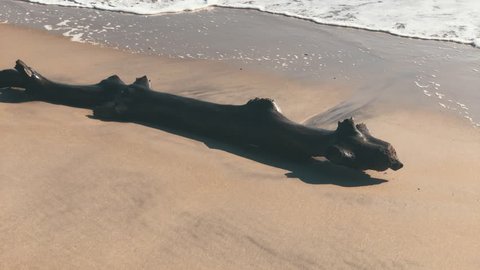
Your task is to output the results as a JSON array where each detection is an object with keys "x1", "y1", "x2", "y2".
[{"x1": 0, "y1": 22, "x2": 479, "y2": 270}]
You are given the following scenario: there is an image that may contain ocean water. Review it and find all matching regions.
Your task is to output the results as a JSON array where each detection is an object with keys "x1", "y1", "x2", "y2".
[{"x1": 23, "y1": 0, "x2": 480, "y2": 47}]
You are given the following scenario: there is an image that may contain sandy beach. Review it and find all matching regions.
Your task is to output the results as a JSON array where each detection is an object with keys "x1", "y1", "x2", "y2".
[{"x1": 0, "y1": 12, "x2": 480, "y2": 270}]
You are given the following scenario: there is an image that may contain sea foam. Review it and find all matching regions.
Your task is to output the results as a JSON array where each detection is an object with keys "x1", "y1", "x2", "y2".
[{"x1": 22, "y1": 0, "x2": 480, "y2": 47}]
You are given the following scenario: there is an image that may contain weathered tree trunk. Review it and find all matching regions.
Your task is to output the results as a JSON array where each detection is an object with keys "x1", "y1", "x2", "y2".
[
  {"x1": 0, "y1": 60, "x2": 403, "y2": 171},
  {"x1": 0, "y1": 69, "x2": 26, "y2": 89},
  {"x1": 13, "y1": 60, "x2": 126, "y2": 107}
]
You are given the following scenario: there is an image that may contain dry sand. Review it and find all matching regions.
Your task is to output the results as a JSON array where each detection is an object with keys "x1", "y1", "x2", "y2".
[{"x1": 0, "y1": 24, "x2": 479, "y2": 269}]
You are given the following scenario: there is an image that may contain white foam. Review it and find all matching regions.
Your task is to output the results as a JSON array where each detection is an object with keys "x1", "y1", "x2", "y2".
[
  {"x1": 62, "y1": 29, "x2": 85, "y2": 42},
  {"x1": 56, "y1": 19, "x2": 70, "y2": 26},
  {"x1": 421, "y1": 87, "x2": 478, "y2": 128},
  {"x1": 24, "y1": 0, "x2": 215, "y2": 15},
  {"x1": 24, "y1": 0, "x2": 480, "y2": 47},
  {"x1": 435, "y1": 92, "x2": 445, "y2": 99},
  {"x1": 474, "y1": 38, "x2": 480, "y2": 48},
  {"x1": 414, "y1": 81, "x2": 429, "y2": 88}
]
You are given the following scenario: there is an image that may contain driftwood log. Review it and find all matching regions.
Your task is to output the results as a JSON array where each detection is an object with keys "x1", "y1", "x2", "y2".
[{"x1": 0, "y1": 60, "x2": 403, "y2": 171}]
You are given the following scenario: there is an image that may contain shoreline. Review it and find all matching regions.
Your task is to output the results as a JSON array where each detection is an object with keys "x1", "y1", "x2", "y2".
[
  {"x1": 10, "y1": 0, "x2": 480, "y2": 47},
  {"x1": 2, "y1": 22, "x2": 477, "y2": 129},
  {"x1": 213, "y1": 5, "x2": 479, "y2": 48}
]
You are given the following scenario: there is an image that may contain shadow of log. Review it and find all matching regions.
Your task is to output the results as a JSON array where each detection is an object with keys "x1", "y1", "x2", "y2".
[
  {"x1": 90, "y1": 117, "x2": 387, "y2": 187},
  {"x1": 204, "y1": 141, "x2": 388, "y2": 187}
]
